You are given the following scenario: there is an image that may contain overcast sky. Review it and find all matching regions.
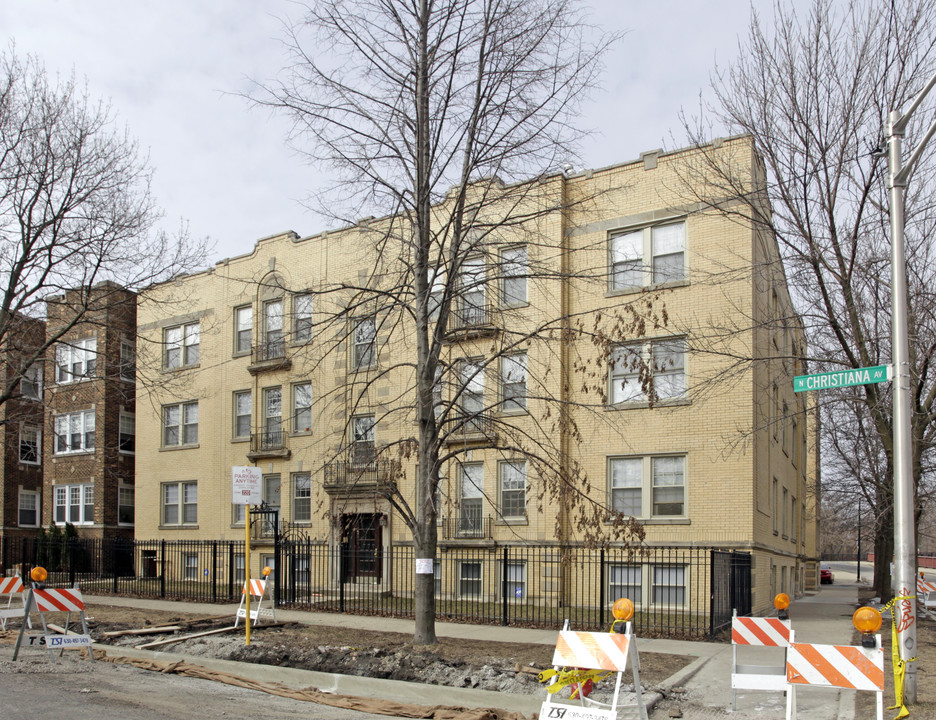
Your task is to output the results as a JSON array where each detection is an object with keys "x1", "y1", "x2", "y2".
[{"x1": 3, "y1": 0, "x2": 808, "y2": 263}]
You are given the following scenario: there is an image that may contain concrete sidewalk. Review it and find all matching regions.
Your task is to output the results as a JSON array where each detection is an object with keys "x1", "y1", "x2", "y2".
[{"x1": 82, "y1": 582, "x2": 862, "y2": 720}]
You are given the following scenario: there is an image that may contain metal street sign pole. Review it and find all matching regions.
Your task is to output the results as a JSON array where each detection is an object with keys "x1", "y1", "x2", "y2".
[{"x1": 884, "y1": 70, "x2": 936, "y2": 703}]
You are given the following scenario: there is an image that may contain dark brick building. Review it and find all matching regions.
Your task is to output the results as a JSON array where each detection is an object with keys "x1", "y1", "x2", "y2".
[
  {"x1": 43, "y1": 282, "x2": 136, "y2": 539},
  {"x1": 0, "y1": 315, "x2": 46, "y2": 544}
]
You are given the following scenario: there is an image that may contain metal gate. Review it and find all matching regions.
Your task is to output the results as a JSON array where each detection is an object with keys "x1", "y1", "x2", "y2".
[{"x1": 709, "y1": 550, "x2": 752, "y2": 638}]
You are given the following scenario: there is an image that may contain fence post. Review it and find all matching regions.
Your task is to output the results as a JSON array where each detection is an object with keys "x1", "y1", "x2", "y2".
[
  {"x1": 709, "y1": 549, "x2": 716, "y2": 640},
  {"x1": 274, "y1": 531, "x2": 281, "y2": 608},
  {"x1": 339, "y1": 543, "x2": 345, "y2": 614},
  {"x1": 68, "y1": 539, "x2": 76, "y2": 587},
  {"x1": 502, "y1": 547, "x2": 509, "y2": 627},
  {"x1": 160, "y1": 539, "x2": 167, "y2": 598},
  {"x1": 211, "y1": 542, "x2": 218, "y2": 603},
  {"x1": 112, "y1": 540, "x2": 119, "y2": 593},
  {"x1": 599, "y1": 548, "x2": 605, "y2": 630},
  {"x1": 228, "y1": 542, "x2": 234, "y2": 600}
]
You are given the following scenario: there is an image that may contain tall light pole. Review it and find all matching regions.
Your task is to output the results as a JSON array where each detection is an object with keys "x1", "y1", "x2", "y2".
[{"x1": 884, "y1": 70, "x2": 936, "y2": 704}]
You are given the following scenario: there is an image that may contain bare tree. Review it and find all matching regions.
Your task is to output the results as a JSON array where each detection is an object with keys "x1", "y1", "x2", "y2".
[
  {"x1": 679, "y1": 0, "x2": 936, "y2": 597},
  {"x1": 250, "y1": 0, "x2": 650, "y2": 644},
  {"x1": 0, "y1": 48, "x2": 207, "y2": 409}
]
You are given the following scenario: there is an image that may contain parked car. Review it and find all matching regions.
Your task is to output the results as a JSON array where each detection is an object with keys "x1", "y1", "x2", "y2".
[{"x1": 820, "y1": 563, "x2": 834, "y2": 584}]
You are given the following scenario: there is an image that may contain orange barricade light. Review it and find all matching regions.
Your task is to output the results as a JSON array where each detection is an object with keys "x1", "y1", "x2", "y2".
[
  {"x1": 774, "y1": 592, "x2": 790, "y2": 620},
  {"x1": 263, "y1": 566, "x2": 273, "y2": 577},
  {"x1": 612, "y1": 597, "x2": 634, "y2": 621},
  {"x1": 853, "y1": 606, "x2": 882, "y2": 647},
  {"x1": 30, "y1": 566, "x2": 48, "y2": 583}
]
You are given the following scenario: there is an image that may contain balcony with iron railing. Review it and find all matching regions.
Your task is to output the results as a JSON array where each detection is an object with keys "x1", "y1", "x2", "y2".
[
  {"x1": 442, "y1": 411, "x2": 497, "y2": 444},
  {"x1": 323, "y1": 455, "x2": 399, "y2": 495},
  {"x1": 442, "y1": 511, "x2": 492, "y2": 540},
  {"x1": 247, "y1": 425, "x2": 291, "y2": 460},
  {"x1": 445, "y1": 302, "x2": 497, "y2": 340},
  {"x1": 247, "y1": 338, "x2": 291, "y2": 374}
]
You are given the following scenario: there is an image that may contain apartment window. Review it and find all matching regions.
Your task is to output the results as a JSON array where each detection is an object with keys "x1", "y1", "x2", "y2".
[
  {"x1": 609, "y1": 457, "x2": 641, "y2": 516},
  {"x1": 118, "y1": 485, "x2": 135, "y2": 525},
  {"x1": 352, "y1": 317, "x2": 376, "y2": 369},
  {"x1": 18, "y1": 489, "x2": 39, "y2": 527},
  {"x1": 608, "y1": 455, "x2": 686, "y2": 519},
  {"x1": 19, "y1": 424, "x2": 40, "y2": 464},
  {"x1": 233, "y1": 503, "x2": 246, "y2": 525},
  {"x1": 428, "y1": 267, "x2": 446, "y2": 320},
  {"x1": 165, "y1": 322, "x2": 199, "y2": 369},
  {"x1": 782, "y1": 487, "x2": 789, "y2": 538},
  {"x1": 653, "y1": 565, "x2": 686, "y2": 605},
  {"x1": 234, "y1": 305, "x2": 253, "y2": 354},
  {"x1": 500, "y1": 246, "x2": 528, "y2": 307},
  {"x1": 791, "y1": 495, "x2": 797, "y2": 542},
  {"x1": 459, "y1": 561, "x2": 482, "y2": 599},
  {"x1": 609, "y1": 339, "x2": 686, "y2": 404},
  {"x1": 458, "y1": 360, "x2": 485, "y2": 430},
  {"x1": 791, "y1": 419, "x2": 799, "y2": 467},
  {"x1": 782, "y1": 402, "x2": 789, "y2": 454},
  {"x1": 351, "y1": 414, "x2": 376, "y2": 464},
  {"x1": 293, "y1": 472, "x2": 311, "y2": 522},
  {"x1": 608, "y1": 564, "x2": 642, "y2": 605},
  {"x1": 54, "y1": 483, "x2": 94, "y2": 525},
  {"x1": 184, "y1": 554, "x2": 199, "y2": 580},
  {"x1": 501, "y1": 354, "x2": 527, "y2": 412},
  {"x1": 21, "y1": 363, "x2": 42, "y2": 399},
  {"x1": 120, "y1": 340, "x2": 136, "y2": 381},
  {"x1": 55, "y1": 337, "x2": 97, "y2": 383},
  {"x1": 263, "y1": 299, "x2": 285, "y2": 358},
  {"x1": 163, "y1": 401, "x2": 198, "y2": 447},
  {"x1": 609, "y1": 221, "x2": 686, "y2": 290},
  {"x1": 233, "y1": 390, "x2": 251, "y2": 439},
  {"x1": 458, "y1": 256, "x2": 487, "y2": 326},
  {"x1": 263, "y1": 387, "x2": 282, "y2": 444},
  {"x1": 499, "y1": 460, "x2": 526, "y2": 519},
  {"x1": 772, "y1": 385, "x2": 780, "y2": 439},
  {"x1": 292, "y1": 382, "x2": 312, "y2": 433},
  {"x1": 772, "y1": 478, "x2": 780, "y2": 533},
  {"x1": 502, "y1": 561, "x2": 526, "y2": 600},
  {"x1": 234, "y1": 555, "x2": 245, "y2": 584},
  {"x1": 119, "y1": 413, "x2": 135, "y2": 453},
  {"x1": 459, "y1": 463, "x2": 484, "y2": 535},
  {"x1": 163, "y1": 481, "x2": 197, "y2": 525},
  {"x1": 294, "y1": 294, "x2": 313, "y2": 343},
  {"x1": 53, "y1": 410, "x2": 95, "y2": 454}
]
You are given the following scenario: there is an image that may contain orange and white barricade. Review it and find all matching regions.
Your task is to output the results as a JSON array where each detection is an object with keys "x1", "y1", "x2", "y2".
[
  {"x1": 785, "y1": 631, "x2": 884, "y2": 720},
  {"x1": 730, "y1": 610, "x2": 792, "y2": 709},
  {"x1": 12, "y1": 586, "x2": 94, "y2": 663},
  {"x1": 917, "y1": 576, "x2": 936, "y2": 613},
  {"x1": 539, "y1": 624, "x2": 647, "y2": 720},
  {"x1": 0, "y1": 576, "x2": 29, "y2": 630},
  {"x1": 234, "y1": 577, "x2": 276, "y2": 627}
]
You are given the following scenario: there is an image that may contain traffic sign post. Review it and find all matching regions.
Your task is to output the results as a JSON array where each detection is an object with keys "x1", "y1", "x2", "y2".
[
  {"x1": 232, "y1": 466, "x2": 262, "y2": 646},
  {"x1": 793, "y1": 365, "x2": 891, "y2": 393}
]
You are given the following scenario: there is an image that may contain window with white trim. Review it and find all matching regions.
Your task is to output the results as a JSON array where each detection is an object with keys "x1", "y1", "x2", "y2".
[
  {"x1": 18, "y1": 489, "x2": 39, "y2": 527},
  {"x1": 652, "y1": 565, "x2": 686, "y2": 605},
  {"x1": 609, "y1": 221, "x2": 686, "y2": 291},
  {"x1": 294, "y1": 294, "x2": 313, "y2": 343},
  {"x1": 21, "y1": 363, "x2": 42, "y2": 399},
  {"x1": 184, "y1": 553, "x2": 199, "y2": 580},
  {"x1": 500, "y1": 561, "x2": 526, "y2": 601},
  {"x1": 162, "y1": 481, "x2": 197, "y2": 525},
  {"x1": 55, "y1": 337, "x2": 97, "y2": 383},
  {"x1": 120, "y1": 340, "x2": 136, "y2": 381},
  {"x1": 234, "y1": 305, "x2": 253, "y2": 354},
  {"x1": 501, "y1": 354, "x2": 527, "y2": 412},
  {"x1": 55, "y1": 483, "x2": 94, "y2": 524},
  {"x1": 53, "y1": 410, "x2": 95, "y2": 454},
  {"x1": 500, "y1": 246, "x2": 528, "y2": 307},
  {"x1": 293, "y1": 472, "x2": 311, "y2": 522},
  {"x1": 164, "y1": 322, "x2": 199, "y2": 369},
  {"x1": 457, "y1": 256, "x2": 487, "y2": 326},
  {"x1": 19, "y1": 424, "x2": 41, "y2": 464},
  {"x1": 608, "y1": 564, "x2": 643, "y2": 605},
  {"x1": 233, "y1": 390, "x2": 251, "y2": 439},
  {"x1": 118, "y1": 485, "x2": 135, "y2": 524},
  {"x1": 119, "y1": 413, "x2": 135, "y2": 454},
  {"x1": 352, "y1": 317, "x2": 376, "y2": 369},
  {"x1": 499, "y1": 460, "x2": 526, "y2": 519},
  {"x1": 292, "y1": 382, "x2": 312, "y2": 432},
  {"x1": 263, "y1": 299, "x2": 285, "y2": 358},
  {"x1": 607, "y1": 455, "x2": 686, "y2": 518},
  {"x1": 609, "y1": 338, "x2": 686, "y2": 404},
  {"x1": 458, "y1": 359, "x2": 485, "y2": 430},
  {"x1": 459, "y1": 561, "x2": 482, "y2": 599},
  {"x1": 163, "y1": 401, "x2": 198, "y2": 447},
  {"x1": 458, "y1": 463, "x2": 484, "y2": 535},
  {"x1": 351, "y1": 414, "x2": 376, "y2": 464}
]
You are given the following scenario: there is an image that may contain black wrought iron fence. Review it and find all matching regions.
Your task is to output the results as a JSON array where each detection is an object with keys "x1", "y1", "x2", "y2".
[{"x1": 0, "y1": 536, "x2": 749, "y2": 639}]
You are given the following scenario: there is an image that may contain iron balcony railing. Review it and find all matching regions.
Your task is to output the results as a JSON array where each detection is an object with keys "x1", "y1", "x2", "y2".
[
  {"x1": 442, "y1": 512, "x2": 492, "y2": 539},
  {"x1": 250, "y1": 426, "x2": 286, "y2": 453},
  {"x1": 322, "y1": 458, "x2": 400, "y2": 492}
]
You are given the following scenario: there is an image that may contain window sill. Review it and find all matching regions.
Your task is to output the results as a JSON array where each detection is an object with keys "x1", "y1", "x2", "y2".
[
  {"x1": 54, "y1": 377, "x2": 95, "y2": 387},
  {"x1": 290, "y1": 430, "x2": 313, "y2": 437},
  {"x1": 231, "y1": 437, "x2": 250, "y2": 443},
  {"x1": 606, "y1": 397, "x2": 691, "y2": 411},
  {"x1": 496, "y1": 409, "x2": 528, "y2": 417},
  {"x1": 605, "y1": 278, "x2": 690, "y2": 298},
  {"x1": 500, "y1": 301, "x2": 530, "y2": 311},
  {"x1": 162, "y1": 364, "x2": 200, "y2": 373},
  {"x1": 606, "y1": 517, "x2": 690, "y2": 525},
  {"x1": 18, "y1": 460, "x2": 41, "y2": 467},
  {"x1": 351, "y1": 364, "x2": 377, "y2": 373},
  {"x1": 119, "y1": 450, "x2": 135, "y2": 456},
  {"x1": 233, "y1": 351, "x2": 250, "y2": 359},
  {"x1": 53, "y1": 450, "x2": 95, "y2": 458},
  {"x1": 160, "y1": 444, "x2": 200, "y2": 452},
  {"x1": 159, "y1": 524, "x2": 199, "y2": 530},
  {"x1": 495, "y1": 517, "x2": 528, "y2": 526}
]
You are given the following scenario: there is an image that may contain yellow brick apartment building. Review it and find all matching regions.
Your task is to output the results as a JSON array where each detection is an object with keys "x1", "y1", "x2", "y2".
[{"x1": 135, "y1": 136, "x2": 818, "y2": 615}]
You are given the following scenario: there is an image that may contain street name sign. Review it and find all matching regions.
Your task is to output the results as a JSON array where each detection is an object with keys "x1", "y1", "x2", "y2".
[
  {"x1": 793, "y1": 365, "x2": 891, "y2": 393},
  {"x1": 232, "y1": 466, "x2": 262, "y2": 504}
]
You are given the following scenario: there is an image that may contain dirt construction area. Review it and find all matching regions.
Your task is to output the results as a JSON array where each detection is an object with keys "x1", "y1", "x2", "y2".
[{"x1": 0, "y1": 603, "x2": 693, "y2": 719}]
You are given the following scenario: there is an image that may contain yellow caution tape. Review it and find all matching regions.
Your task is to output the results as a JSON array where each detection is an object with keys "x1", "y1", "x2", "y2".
[
  {"x1": 881, "y1": 595, "x2": 916, "y2": 720},
  {"x1": 538, "y1": 667, "x2": 610, "y2": 694}
]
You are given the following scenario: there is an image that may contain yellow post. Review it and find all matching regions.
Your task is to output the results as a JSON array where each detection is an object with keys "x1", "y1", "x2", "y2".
[{"x1": 244, "y1": 504, "x2": 251, "y2": 645}]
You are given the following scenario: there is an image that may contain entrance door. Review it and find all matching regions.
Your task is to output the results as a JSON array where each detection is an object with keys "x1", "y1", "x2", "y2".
[{"x1": 341, "y1": 513, "x2": 383, "y2": 581}]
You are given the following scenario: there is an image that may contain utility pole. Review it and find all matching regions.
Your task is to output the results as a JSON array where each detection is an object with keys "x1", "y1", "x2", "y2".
[
  {"x1": 884, "y1": 69, "x2": 936, "y2": 703},
  {"x1": 856, "y1": 496, "x2": 861, "y2": 582}
]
